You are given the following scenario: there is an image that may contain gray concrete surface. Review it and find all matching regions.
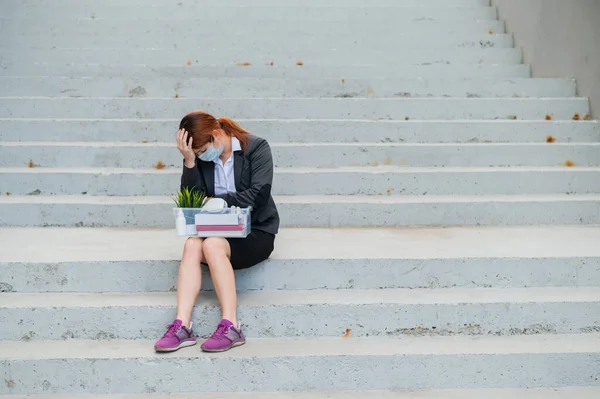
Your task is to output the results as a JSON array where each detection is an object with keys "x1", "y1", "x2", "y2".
[
  {"x1": 1, "y1": 334, "x2": 599, "y2": 394},
  {"x1": 492, "y1": 0, "x2": 600, "y2": 118},
  {"x1": 2, "y1": 167, "x2": 599, "y2": 196},
  {"x1": 1, "y1": 120, "x2": 596, "y2": 144},
  {"x1": 1, "y1": 194, "x2": 600, "y2": 227},
  {"x1": 4, "y1": 387, "x2": 600, "y2": 399},
  {"x1": 1, "y1": 48, "x2": 523, "y2": 66},
  {"x1": 1, "y1": 5, "x2": 499, "y2": 21},
  {"x1": 1, "y1": 287, "x2": 599, "y2": 340},
  {"x1": 0, "y1": 64, "x2": 533, "y2": 78},
  {"x1": 3, "y1": 256, "x2": 599, "y2": 293},
  {"x1": 0, "y1": 33, "x2": 515, "y2": 50},
  {"x1": 2, "y1": 225, "x2": 600, "y2": 263},
  {"x1": 0, "y1": 98, "x2": 589, "y2": 120},
  {"x1": 2, "y1": 142, "x2": 599, "y2": 168},
  {"x1": 0, "y1": 77, "x2": 576, "y2": 98}
]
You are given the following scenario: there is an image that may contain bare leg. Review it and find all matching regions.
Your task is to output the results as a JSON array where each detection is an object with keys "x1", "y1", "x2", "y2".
[
  {"x1": 175, "y1": 237, "x2": 204, "y2": 327},
  {"x1": 202, "y1": 237, "x2": 237, "y2": 326}
]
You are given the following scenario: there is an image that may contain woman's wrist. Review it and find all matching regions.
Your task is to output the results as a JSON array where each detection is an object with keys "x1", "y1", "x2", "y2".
[{"x1": 184, "y1": 158, "x2": 196, "y2": 169}]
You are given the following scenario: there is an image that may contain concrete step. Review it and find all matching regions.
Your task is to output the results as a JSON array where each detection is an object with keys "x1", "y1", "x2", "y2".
[
  {"x1": 2, "y1": 120, "x2": 596, "y2": 143},
  {"x1": 1, "y1": 33, "x2": 514, "y2": 50},
  {"x1": 0, "y1": 77, "x2": 575, "y2": 98},
  {"x1": 11, "y1": 0, "x2": 494, "y2": 7},
  {"x1": 2, "y1": 194, "x2": 600, "y2": 228},
  {"x1": 1, "y1": 226, "x2": 599, "y2": 293},
  {"x1": 1, "y1": 227, "x2": 599, "y2": 293},
  {"x1": 4, "y1": 388, "x2": 600, "y2": 399},
  {"x1": 1, "y1": 334, "x2": 598, "y2": 394},
  {"x1": 2, "y1": 166, "x2": 599, "y2": 196},
  {"x1": 1, "y1": 6, "x2": 499, "y2": 21},
  {"x1": 3, "y1": 48, "x2": 523, "y2": 66},
  {"x1": 3, "y1": 19, "x2": 507, "y2": 36},
  {"x1": 2, "y1": 287, "x2": 600, "y2": 340},
  {"x1": 3, "y1": 143, "x2": 598, "y2": 168},
  {"x1": 0, "y1": 98, "x2": 588, "y2": 120},
  {"x1": 0, "y1": 64, "x2": 532, "y2": 78}
]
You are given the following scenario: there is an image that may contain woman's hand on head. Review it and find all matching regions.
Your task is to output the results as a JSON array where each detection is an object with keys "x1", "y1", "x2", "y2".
[{"x1": 177, "y1": 128, "x2": 196, "y2": 168}]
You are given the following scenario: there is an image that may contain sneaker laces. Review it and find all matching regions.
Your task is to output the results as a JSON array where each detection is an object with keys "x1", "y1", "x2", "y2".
[
  {"x1": 210, "y1": 322, "x2": 230, "y2": 340},
  {"x1": 163, "y1": 322, "x2": 181, "y2": 338}
]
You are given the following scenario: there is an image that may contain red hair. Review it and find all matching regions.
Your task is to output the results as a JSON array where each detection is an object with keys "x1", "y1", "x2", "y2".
[{"x1": 179, "y1": 110, "x2": 251, "y2": 151}]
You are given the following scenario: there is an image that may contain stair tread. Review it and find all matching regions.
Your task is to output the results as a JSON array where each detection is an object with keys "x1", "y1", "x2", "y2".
[
  {"x1": 1, "y1": 226, "x2": 600, "y2": 263},
  {"x1": 3, "y1": 194, "x2": 600, "y2": 205},
  {"x1": 2, "y1": 333, "x2": 599, "y2": 360},
  {"x1": 3, "y1": 287, "x2": 600, "y2": 309},
  {"x1": 3, "y1": 387, "x2": 600, "y2": 399}
]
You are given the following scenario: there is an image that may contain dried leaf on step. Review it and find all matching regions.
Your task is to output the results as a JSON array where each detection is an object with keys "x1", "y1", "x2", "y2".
[
  {"x1": 5, "y1": 192, "x2": 11, "y2": 196},
  {"x1": 296, "y1": 61, "x2": 304, "y2": 66},
  {"x1": 573, "y1": 113, "x2": 581, "y2": 120},
  {"x1": 174, "y1": 93, "x2": 179, "y2": 98},
  {"x1": 343, "y1": 328, "x2": 351, "y2": 339},
  {"x1": 545, "y1": 114, "x2": 552, "y2": 120},
  {"x1": 236, "y1": 62, "x2": 251, "y2": 67},
  {"x1": 155, "y1": 161, "x2": 166, "y2": 170},
  {"x1": 564, "y1": 160, "x2": 575, "y2": 167},
  {"x1": 28, "y1": 160, "x2": 35, "y2": 168},
  {"x1": 584, "y1": 114, "x2": 591, "y2": 120},
  {"x1": 546, "y1": 135, "x2": 556, "y2": 143},
  {"x1": 186, "y1": 60, "x2": 192, "y2": 66}
]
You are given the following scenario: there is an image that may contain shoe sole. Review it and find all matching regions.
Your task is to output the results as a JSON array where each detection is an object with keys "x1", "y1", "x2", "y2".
[
  {"x1": 201, "y1": 340, "x2": 246, "y2": 353},
  {"x1": 154, "y1": 339, "x2": 197, "y2": 353}
]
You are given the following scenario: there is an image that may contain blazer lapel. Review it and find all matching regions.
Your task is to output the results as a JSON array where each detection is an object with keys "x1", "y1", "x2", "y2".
[
  {"x1": 200, "y1": 161, "x2": 215, "y2": 196},
  {"x1": 233, "y1": 151, "x2": 244, "y2": 191}
]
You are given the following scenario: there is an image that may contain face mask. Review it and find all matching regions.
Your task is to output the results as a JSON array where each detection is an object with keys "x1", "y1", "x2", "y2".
[{"x1": 198, "y1": 141, "x2": 223, "y2": 162}]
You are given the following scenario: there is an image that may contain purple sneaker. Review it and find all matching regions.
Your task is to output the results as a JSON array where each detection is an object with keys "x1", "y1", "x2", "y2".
[
  {"x1": 201, "y1": 319, "x2": 246, "y2": 352},
  {"x1": 154, "y1": 319, "x2": 197, "y2": 352}
]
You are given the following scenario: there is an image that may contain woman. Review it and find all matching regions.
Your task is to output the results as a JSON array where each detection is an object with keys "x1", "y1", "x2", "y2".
[{"x1": 154, "y1": 110, "x2": 279, "y2": 353}]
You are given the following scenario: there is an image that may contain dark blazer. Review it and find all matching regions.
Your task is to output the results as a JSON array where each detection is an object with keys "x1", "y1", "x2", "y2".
[{"x1": 180, "y1": 134, "x2": 280, "y2": 235}]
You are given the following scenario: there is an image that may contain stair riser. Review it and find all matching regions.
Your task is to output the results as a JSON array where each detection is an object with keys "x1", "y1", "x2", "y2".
[
  {"x1": 1, "y1": 200, "x2": 599, "y2": 228},
  {"x1": 3, "y1": 258, "x2": 599, "y2": 293},
  {"x1": 0, "y1": 98, "x2": 588, "y2": 120},
  {"x1": 2, "y1": 6, "x2": 498, "y2": 21},
  {"x1": 4, "y1": 20, "x2": 506, "y2": 36},
  {"x1": 1, "y1": 35, "x2": 513, "y2": 50},
  {"x1": 1, "y1": 353, "x2": 598, "y2": 395},
  {"x1": 2, "y1": 49, "x2": 522, "y2": 67},
  {"x1": 1, "y1": 120, "x2": 595, "y2": 143},
  {"x1": 0, "y1": 65, "x2": 532, "y2": 78},
  {"x1": 13, "y1": 0, "x2": 493, "y2": 7},
  {"x1": 2, "y1": 301, "x2": 599, "y2": 340},
  {"x1": 2, "y1": 170, "x2": 598, "y2": 196},
  {"x1": 0, "y1": 78, "x2": 574, "y2": 98},
  {"x1": 2, "y1": 145, "x2": 597, "y2": 168}
]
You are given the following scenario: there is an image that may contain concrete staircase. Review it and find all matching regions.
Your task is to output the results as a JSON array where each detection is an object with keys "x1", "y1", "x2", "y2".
[{"x1": 1, "y1": 0, "x2": 599, "y2": 397}]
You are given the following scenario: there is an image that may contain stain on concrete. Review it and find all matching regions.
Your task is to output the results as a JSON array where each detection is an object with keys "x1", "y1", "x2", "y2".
[
  {"x1": 5, "y1": 379, "x2": 15, "y2": 389},
  {"x1": 21, "y1": 331, "x2": 36, "y2": 341},
  {"x1": 466, "y1": 93, "x2": 481, "y2": 98},
  {"x1": 394, "y1": 92, "x2": 412, "y2": 97},
  {"x1": 26, "y1": 189, "x2": 42, "y2": 196},
  {"x1": 0, "y1": 282, "x2": 14, "y2": 292},
  {"x1": 580, "y1": 326, "x2": 600, "y2": 333},
  {"x1": 42, "y1": 380, "x2": 51, "y2": 391},
  {"x1": 507, "y1": 324, "x2": 557, "y2": 335},
  {"x1": 128, "y1": 86, "x2": 147, "y2": 97},
  {"x1": 95, "y1": 331, "x2": 117, "y2": 340},
  {"x1": 61, "y1": 330, "x2": 75, "y2": 340},
  {"x1": 335, "y1": 93, "x2": 358, "y2": 98}
]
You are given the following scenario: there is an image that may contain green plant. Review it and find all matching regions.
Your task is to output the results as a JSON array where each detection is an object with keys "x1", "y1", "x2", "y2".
[{"x1": 172, "y1": 187, "x2": 209, "y2": 208}]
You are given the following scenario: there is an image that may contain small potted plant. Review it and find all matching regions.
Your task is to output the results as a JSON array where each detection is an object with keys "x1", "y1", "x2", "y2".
[{"x1": 172, "y1": 187, "x2": 209, "y2": 236}]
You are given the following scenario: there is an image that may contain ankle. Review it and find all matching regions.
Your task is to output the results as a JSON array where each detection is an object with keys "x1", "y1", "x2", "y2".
[
  {"x1": 223, "y1": 316, "x2": 238, "y2": 328},
  {"x1": 176, "y1": 317, "x2": 191, "y2": 328}
]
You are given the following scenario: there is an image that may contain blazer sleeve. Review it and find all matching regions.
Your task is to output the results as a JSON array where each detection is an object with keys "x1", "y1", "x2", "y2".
[
  {"x1": 215, "y1": 139, "x2": 273, "y2": 209},
  {"x1": 180, "y1": 159, "x2": 208, "y2": 194}
]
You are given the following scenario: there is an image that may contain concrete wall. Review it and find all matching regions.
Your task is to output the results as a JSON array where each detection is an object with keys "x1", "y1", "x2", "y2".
[{"x1": 493, "y1": 0, "x2": 600, "y2": 118}]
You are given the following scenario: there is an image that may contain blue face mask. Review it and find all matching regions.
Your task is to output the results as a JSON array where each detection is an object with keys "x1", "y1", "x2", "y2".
[{"x1": 198, "y1": 141, "x2": 223, "y2": 162}]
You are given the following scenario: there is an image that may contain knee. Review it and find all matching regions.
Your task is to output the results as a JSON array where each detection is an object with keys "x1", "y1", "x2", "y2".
[
  {"x1": 183, "y1": 237, "x2": 203, "y2": 257},
  {"x1": 202, "y1": 238, "x2": 228, "y2": 263}
]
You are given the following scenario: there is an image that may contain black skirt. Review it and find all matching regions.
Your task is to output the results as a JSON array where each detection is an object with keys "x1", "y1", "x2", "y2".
[{"x1": 226, "y1": 229, "x2": 275, "y2": 270}]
